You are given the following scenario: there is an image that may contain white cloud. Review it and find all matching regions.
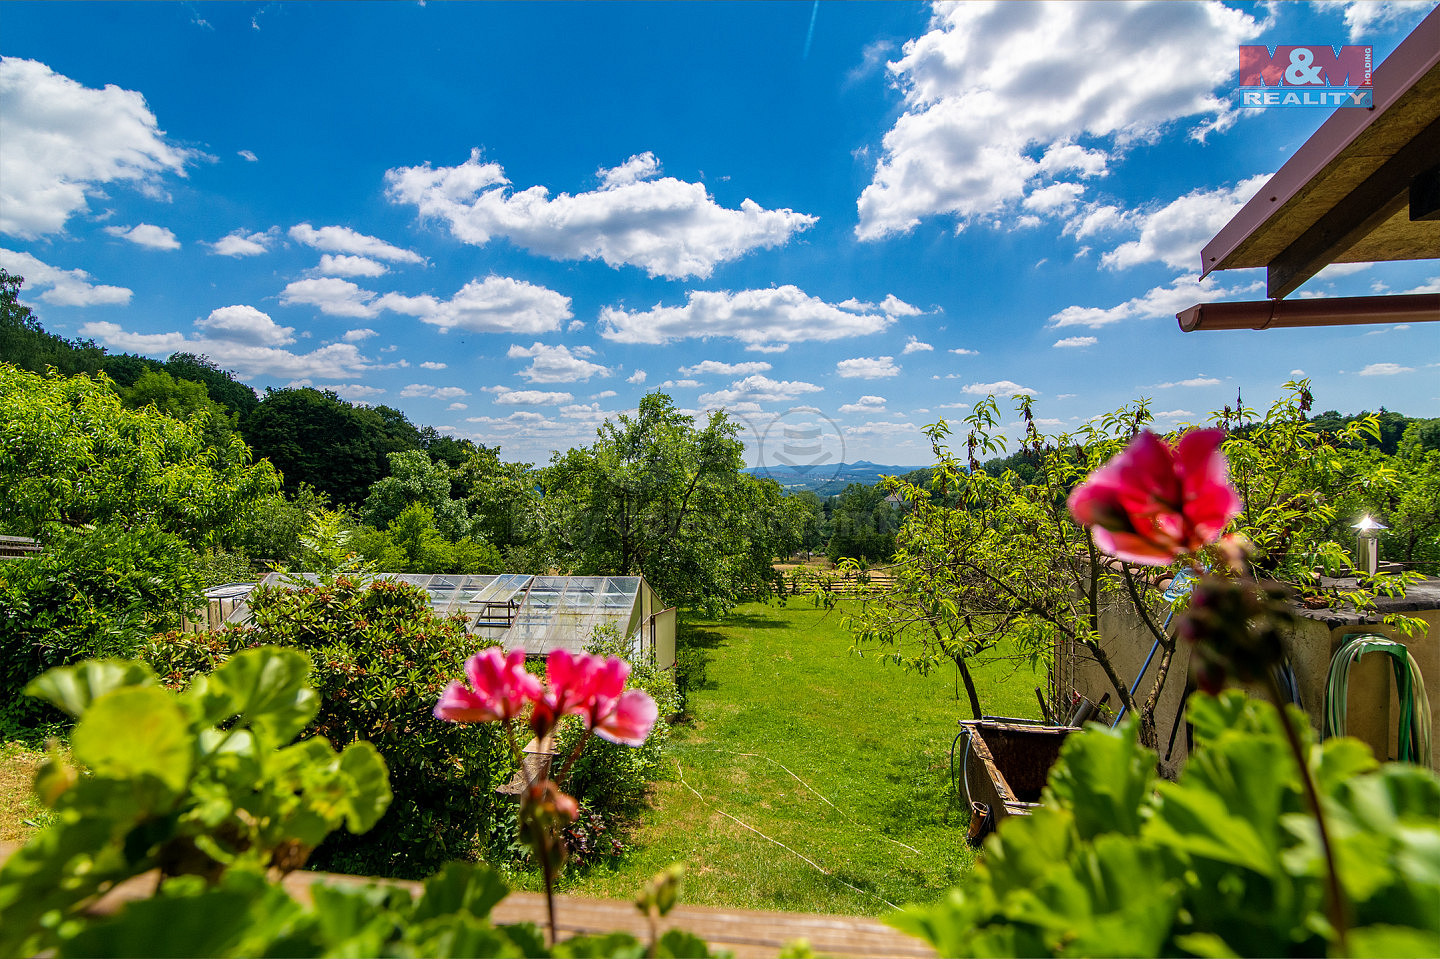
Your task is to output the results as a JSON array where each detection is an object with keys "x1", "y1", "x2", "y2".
[
  {"x1": 839, "y1": 395, "x2": 888, "y2": 414},
  {"x1": 420, "y1": 360, "x2": 447, "y2": 370},
  {"x1": 1154, "y1": 409, "x2": 1194, "y2": 419},
  {"x1": 0, "y1": 57, "x2": 194, "y2": 238},
  {"x1": 836, "y1": 293, "x2": 924, "y2": 316},
  {"x1": 596, "y1": 151, "x2": 661, "y2": 189},
  {"x1": 484, "y1": 386, "x2": 575, "y2": 406},
  {"x1": 379, "y1": 276, "x2": 572, "y2": 334},
  {"x1": 194, "y1": 305, "x2": 295, "y2": 347},
  {"x1": 385, "y1": 149, "x2": 816, "y2": 279},
  {"x1": 342, "y1": 328, "x2": 378, "y2": 343},
  {"x1": 238, "y1": 149, "x2": 258, "y2": 162},
  {"x1": 508, "y1": 341, "x2": 609, "y2": 383},
  {"x1": 837, "y1": 356, "x2": 900, "y2": 379},
  {"x1": 961, "y1": 380, "x2": 1037, "y2": 397},
  {"x1": 678, "y1": 360, "x2": 773, "y2": 377},
  {"x1": 1290, "y1": 369, "x2": 1306, "y2": 376},
  {"x1": 697, "y1": 374, "x2": 823, "y2": 406},
  {"x1": 1358, "y1": 362, "x2": 1415, "y2": 376},
  {"x1": 592, "y1": 390, "x2": 618, "y2": 400},
  {"x1": 1154, "y1": 376, "x2": 1222, "y2": 388},
  {"x1": 1023, "y1": 182, "x2": 1085, "y2": 214},
  {"x1": 855, "y1": 2, "x2": 1260, "y2": 239},
  {"x1": 949, "y1": 347, "x2": 978, "y2": 356},
  {"x1": 278, "y1": 274, "x2": 571, "y2": 335},
  {"x1": 400, "y1": 383, "x2": 472, "y2": 399},
  {"x1": 0, "y1": 247, "x2": 132, "y2": 306},
  {"x1": 208, "y1": 229, "x2": 275, "y2": 257},
  {"x1": 447, "y1": 402, "x2": 467, "y2": 411},
  {"x1": 331, "y1": 384, "x2": 386, "y2": 400},
  {"x1": 627, "y1": 370, "x2": 647, "y2": 385},
  {"x1": 1049, "y1": 273, "x2": 1263, "y2": 328},
  {"x1": 104, "y1": 223, "x2": 180, "y2": 250},
  {"x1": 600, "y1": 286, "x2": 898, "y2": 350},
  {"x1": 1053, "y1": 335, "x2": 1097, "y2": 348},
  {"x1": 658, "y1": 379, "x2": 702, "y2": 389},
  {"x1": 80, "y1": 320, "x2": 376, "y2": 380},
  {"x1": 567, "y1": 319, "x2": 586, "y2": 332},
  {"x1": 1325, "y1": 0, "x2": 1436, "y2": 41},
  {"x1": 316, "y1": 254, "x2": 388, "y2": 277},
  {"x1": 280, "y1": 277, "x2": 380, "y2": 318},
  {"x1": 1100, "y1": 175, "x2": 1267, "y2": 271},
  {"x1": 901, "y1": 336, "x2": 934, "y2": 354},
  {"x1": 288, "y1": 223, "x2": 423, "y2": 264}
]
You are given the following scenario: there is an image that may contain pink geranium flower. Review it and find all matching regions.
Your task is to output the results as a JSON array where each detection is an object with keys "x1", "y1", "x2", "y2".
[
  {"x1": 531, "y1": 649, "x2": 657, "y2": 746},
  {"x1": 434, "y1": 647, "x2": 543, "y2": 723},
  {"x1": 1068, "y1": 429, "x2": 1241, "y2": 565}
]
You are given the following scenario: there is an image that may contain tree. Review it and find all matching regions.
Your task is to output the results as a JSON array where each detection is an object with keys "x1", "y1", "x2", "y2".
[
  {"x1": 243, "y1": 388, "x2": 394, "y2": 506},
  {"x1": 825, "y1": 482, "x2": 900, "y2": 564},
  {"x1": 842, "y1": 383, "x2": 1422, "y2": 741},
  {"x1": 361, "y1": 450, "x2": 473, "y2": 541},
  {"x1": 163, "y1": 352, "x2": 260, "y2": 419},
  {"x1": 0, "y1": 364, "x2": 279, "y2": 550},
  {"x1": 0, "y1": 271, "x2": 107, "y2": 375},
  {"x1": 350, "y1": 503, "x2": 502, "y2": 574},
  {"x1": 119, "y1": 369, "x2": 239, "y2": 448},
  {"x1": 457, "y1": 445, "x2": 543, "y2": 562},
  {"x1": 539, "y1": 392, "x2": 782, "y2": 614}
]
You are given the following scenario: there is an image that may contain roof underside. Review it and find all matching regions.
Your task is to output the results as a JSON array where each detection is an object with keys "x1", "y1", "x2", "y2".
[{"x1": 1202, "y1": 7, "x2": 1440, "y2": 299}]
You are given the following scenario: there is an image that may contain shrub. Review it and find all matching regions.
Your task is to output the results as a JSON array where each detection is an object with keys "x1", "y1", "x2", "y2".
[
  {"x1": 144, "y1": 573, "x2": 512, "y2": 878},
  {"x1": 1, "y1": 522, "x2": 202, "y2": 734}
]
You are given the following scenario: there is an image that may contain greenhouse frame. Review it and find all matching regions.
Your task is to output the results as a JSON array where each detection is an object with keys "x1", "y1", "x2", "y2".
[{"x1": 217, "y1": 572, "x2": 676, "y2": 669}]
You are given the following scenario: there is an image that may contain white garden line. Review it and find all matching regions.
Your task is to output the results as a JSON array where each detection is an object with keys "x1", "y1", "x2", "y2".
[{"x1": 674, "y1": 760, "x2": 899, "y2": 911}]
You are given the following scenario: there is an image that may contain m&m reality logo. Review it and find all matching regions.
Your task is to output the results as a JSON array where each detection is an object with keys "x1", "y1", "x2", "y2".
[{"x1": 1238, "y1": 44, "x2": 1373, "y2": 107}]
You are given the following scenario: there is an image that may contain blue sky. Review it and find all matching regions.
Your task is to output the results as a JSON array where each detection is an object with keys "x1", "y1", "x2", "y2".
[{"x1": 2, "y1": 1, "x2": 1436, "y2": 468}]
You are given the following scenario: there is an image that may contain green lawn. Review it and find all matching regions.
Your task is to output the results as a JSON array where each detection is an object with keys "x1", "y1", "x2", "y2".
[{"x1": 531, "y1": 600, "x2": 1043, "y2": 915}]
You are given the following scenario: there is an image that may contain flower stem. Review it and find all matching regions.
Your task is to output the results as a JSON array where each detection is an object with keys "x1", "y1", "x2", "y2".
[
  {"x1": 1264, "y1": 673, "x2": 1348, "y2": 955},
  {"x1": 542, "y1": 851, "x2": 558, "y2": 947},
  {"x1": 554, "y1": 727, "x2": 592, "y2": 789}
]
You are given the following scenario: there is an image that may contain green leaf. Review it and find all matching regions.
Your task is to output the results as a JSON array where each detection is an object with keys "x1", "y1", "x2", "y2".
[
  {"x1": 25, "y1": 659, "x2": 157, "y2": 718},
  {"x1": 58, "y1": 872, "x2": 301, "y2": 958},
  {"x1": 306, "y1": 881, "x2": 404, "y2": 950},
  {"x1": 657, "y1": 928, "x2": 718, "y2": 958},
  {"x1": 1043, "y1": 721, "x2": 1156, "y2": 840},
  {"x1": 337, "y1": 741, "x2": 392, "y2": 835},
  {"x1": 553, "y1": 931, "x2": 645, "y2": 958},
  {"x1": 1348, "y1": 925, "x2": 1440, "y2": 958},
  {"x1": 1171, "y1": 932, "x2": 1241, "y2": 958},
  {"x1": 71, "y1": 686, "x2": 193, "y2": 797},
  {"x1": 411, "y1": 861, "x2": 510, "y2": 924},
  {"x1": 184, "y1": 646, "x2": 318, "y2": 746}
]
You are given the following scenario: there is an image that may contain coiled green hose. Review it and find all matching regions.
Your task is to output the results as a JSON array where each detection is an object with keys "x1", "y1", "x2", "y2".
[{"x1": 1324, "y1": 633, "x2": 1432, "y2": 766}]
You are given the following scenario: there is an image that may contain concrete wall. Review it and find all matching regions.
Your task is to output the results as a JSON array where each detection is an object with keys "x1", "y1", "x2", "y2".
[{"x1": 1058, "y1": 579, "x2": 1440, "y2": 776}]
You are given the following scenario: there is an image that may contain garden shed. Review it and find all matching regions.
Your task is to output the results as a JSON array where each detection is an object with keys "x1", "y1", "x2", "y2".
[{"x1": 219, "y1": 572, "x2": 676, "y2": 669}]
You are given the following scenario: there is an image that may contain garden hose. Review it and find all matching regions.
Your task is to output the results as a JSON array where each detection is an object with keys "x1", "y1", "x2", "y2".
[{"x1": 1324, "y1": 633, "x2": 1432, "y2": 766}]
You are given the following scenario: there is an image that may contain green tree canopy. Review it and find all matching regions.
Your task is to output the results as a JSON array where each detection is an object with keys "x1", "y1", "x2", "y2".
[
  {"x1": 539, "y1": 392, "x2": 786, "y2": 614},
  {"x1": 241, "y1": 388, "x2": 419, "y2": 507},
  {"x1": 0, "y1": 364, "x2": 279, "y2": 550},
  {"x1": 361, "y1": 450, "x2": 472, "y2": 541}
]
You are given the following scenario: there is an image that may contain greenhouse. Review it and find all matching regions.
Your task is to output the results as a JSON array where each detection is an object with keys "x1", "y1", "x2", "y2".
[{"x1": 219, "y1": 572, "x2": 676, "y2": 668}]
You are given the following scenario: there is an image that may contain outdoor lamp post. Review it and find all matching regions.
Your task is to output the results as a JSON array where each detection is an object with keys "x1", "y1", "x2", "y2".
[{"x1": 1352, "y1": 515, "x2": 1387, "y2": 576}]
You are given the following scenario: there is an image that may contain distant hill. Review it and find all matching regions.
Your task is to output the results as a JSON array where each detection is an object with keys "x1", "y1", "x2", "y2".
[{"x1": 743, "y1": 461, "x2": 926, "y2": 496}]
